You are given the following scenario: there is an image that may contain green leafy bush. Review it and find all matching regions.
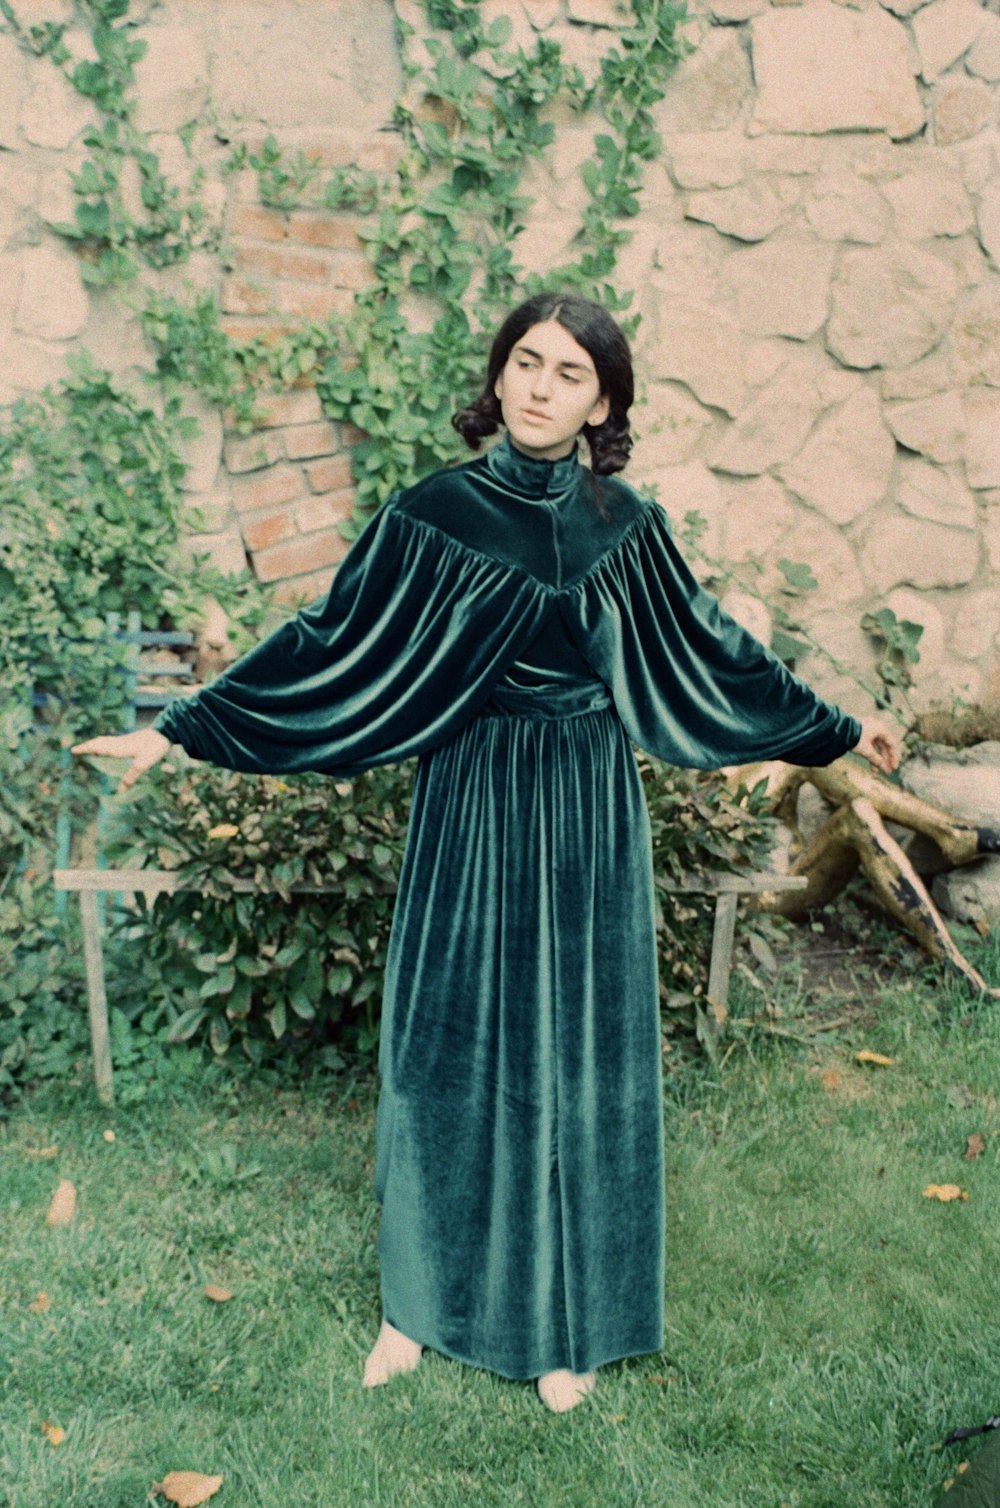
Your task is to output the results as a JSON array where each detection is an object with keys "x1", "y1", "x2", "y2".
[{"x1": 94, "y1": 750, "x2": 779, "y2": 1070}]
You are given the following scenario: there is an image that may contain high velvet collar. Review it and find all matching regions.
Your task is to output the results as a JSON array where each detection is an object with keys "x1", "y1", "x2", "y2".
[{"x1": 483, "y1": 433, "x2": 582, "y2": 502}]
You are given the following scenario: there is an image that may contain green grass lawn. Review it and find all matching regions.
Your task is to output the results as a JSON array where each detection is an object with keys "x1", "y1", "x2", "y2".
[{"x1": 2, "y1": 935, "x2": 999, "y2": 1508}]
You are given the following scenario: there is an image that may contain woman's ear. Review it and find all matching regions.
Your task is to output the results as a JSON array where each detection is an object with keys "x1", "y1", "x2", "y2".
[
  {"x1": 494, "y1": 372, "x2": 504, "y2": 402},
  {"x1": 587, "y1": 392, "x2": 610, "y2": 428}
]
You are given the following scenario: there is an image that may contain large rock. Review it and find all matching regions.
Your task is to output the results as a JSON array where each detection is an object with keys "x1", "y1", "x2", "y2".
[
  {"x1": 952, "y1": 588, "x2": 1000, "y2": 660},
  {"x1": 878, "y1": 0, "x2": 935, "y2": 15},
  {"x1": 664, "y1": 131, "x2": 746, "y2": 190},
  {"x1": 778, "y1": 384, "x2": 895, "y2": 523},
  {"x1": 963, "y1": 389, "x2": 1000, "y2": 488},
  {"x1": 776, "y1": 512, "x2": 865, "y2": 603},
  {"x1": 0, "y1": 35, "x2": 23, "y2": 151},
  {"x1": 931, "y1": 78, "x2": 995, "y2": 146},
  {"x1": 826, "y1": 244, "x2": 959, "y2": 369},
  {"x1": 902, "y1": 741, "x2": 1000, "y2": 829},
  {"x1": 883, "y1": 390, "x2": 964, "y2": 462},
  {"x1": 20, "y1": 63, "x2": 93, "y2": 148},
  {"x1": 684, "y1": 176, "x2": 800, "y2": 241},
  {"x1": 911, "y1": 0, "x2": 989, "y2": 82},
  {"x1": 894, "y1": 455, "x2": 977, "y2": 529},
  {"x1": 648, "y1": 299, "x2": 751, "y2": 416},
  {"x1": 719, "y1": 234, "x2": 836, "y2": 338},
  {"x1": 641, "y1": 226, "x2": 728, "y2": 304},
  {"x1": 654, "y1": 27, "x2": 753, "y2": 134},
  {"x1": 977, "y1": 176, "x2": 1000, "y2": 264},
  {"x1": 133, "y1": 24, "x2": 209, "y2": 133},
  {"x1": 882, "y1": 167, "x2": 974, "y2": 239},
  {"x1": 859, "y1": 510, "x2": 978, "y2": 591},
  {"x1": 805, "y1": 169, "x2": 890, "y2": 243},
  {"x1": 749, "y1": 4, "x2": 925, "y2": 140},
  {"x1": 983, "y1": 489, "x2": 1000, "y2": 572},
  {"x1": 709, "y1": 354, "x2": 829, "y2": 476},
  {"x1": 932, "y1": 862, "x2": 1000, "y2": 925},
  {"x1": 721, "y1": 474, "x2": 796, "y2": 560},
  {"x1": 951, "y1": 285, "x2": 1000, "y2": 387},
  {"x1": 14, "y1": 243, "x2": 88, "y2": 341},
  {"x1": 652, "y1": 461, "x2": 728, "y2": 561},
  {"x1": 633, "y1": 384, "x2": 715, "y2": 468},
  {"x1": 885, "y1": 586, "x2": 946, "y2": 672},
  {"x1": 966, "y1": 15, "x2": 1000, "y2": 82}
]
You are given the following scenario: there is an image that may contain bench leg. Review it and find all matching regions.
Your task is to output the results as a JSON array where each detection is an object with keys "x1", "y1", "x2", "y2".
[
  {"x1": 79, "y1": 891, "x2": 114, "y2": 1106},
  {"x1": 706, "y1": 892, "x2": 739, "y2": 1030}
]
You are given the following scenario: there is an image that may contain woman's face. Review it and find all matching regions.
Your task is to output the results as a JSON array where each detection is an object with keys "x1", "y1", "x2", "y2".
[{"x1": 494, "y1": 319, "x2": 610, "y2": 461}]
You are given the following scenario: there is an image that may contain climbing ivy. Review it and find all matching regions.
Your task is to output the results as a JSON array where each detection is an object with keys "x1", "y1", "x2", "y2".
[
  {"x1": 139, "y1": 0, "x2": 692, "y2": 524},
  {"x1": 0, "y1": 0, "x2": 214, "y2": 283}
]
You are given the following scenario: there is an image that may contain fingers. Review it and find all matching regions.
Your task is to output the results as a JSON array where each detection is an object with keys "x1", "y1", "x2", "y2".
[{"x1": 72, "y1": 737, "x2": 127, "y2": 757}]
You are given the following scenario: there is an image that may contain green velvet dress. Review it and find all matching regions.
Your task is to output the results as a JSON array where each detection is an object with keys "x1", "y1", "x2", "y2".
[{"x1": 154, "y1": 436, "x2": 860, "y2": 1380}]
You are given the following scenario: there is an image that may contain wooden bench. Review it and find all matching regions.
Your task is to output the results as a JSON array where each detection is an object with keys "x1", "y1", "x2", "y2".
[{"x1": 54, "y1": 866, "x2": 808, "y2": 1104}]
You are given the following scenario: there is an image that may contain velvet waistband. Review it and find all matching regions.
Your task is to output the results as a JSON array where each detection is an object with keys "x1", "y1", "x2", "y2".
[{"x1": 480, "y1": 677, "x2": 613, "y2": 721}]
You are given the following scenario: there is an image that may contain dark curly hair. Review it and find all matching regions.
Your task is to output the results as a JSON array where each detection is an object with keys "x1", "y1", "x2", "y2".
[{"x1": 452, "y1": 292, "x2": 634, "y2": 478}]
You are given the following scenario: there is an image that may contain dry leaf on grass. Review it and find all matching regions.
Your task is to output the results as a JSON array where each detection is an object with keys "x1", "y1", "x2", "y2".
[
  {"x1": 103, "y1": 1129, "x2": 116, "y2": 1143},
  {"x1": 964, "y1": 1133, "x2": 986, "y2": 1161},
  {"x1": 923, "y1": 1184, "x2": 969, "y2": 1202},
  {"x1": 46, "y1": 1180, "x2": 76, "y2": 1227},
  {"x1": 206, "y1": 823, "x2": 239, "y2": 840},
  {"x1": 27, "y1": 1145, "x2": 59, "y2": 1160},
  {"x1": 27, "y1": 1292, "x2": 51, "y2": 1312},
  {"x1": 203, "y1": 1284, "x2": 234, "y2": 1303},
  {"x1": 40, "y1": 1421, "x2": 65, "y2": 1446},
  {"x1": 856, "y1": 1050, "x2": 893, "y2": 1067},
  {"x1": 820, "y1": 1069, "x2": 843, "y2": 1092},
  {"x1": 151, "y1": 1471, "x2": 224, "y2": 1506}
]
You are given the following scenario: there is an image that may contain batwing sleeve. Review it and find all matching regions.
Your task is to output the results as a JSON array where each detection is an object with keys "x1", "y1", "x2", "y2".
[
  {"x1": 153, "y1": 501, "x2": 551, "y2": 776},
  {"x1": 567, "y1": 503, "x2": 862, "y2": 770}
]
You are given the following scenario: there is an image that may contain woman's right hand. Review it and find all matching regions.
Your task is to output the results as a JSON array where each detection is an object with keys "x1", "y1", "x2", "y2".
[{"x1": 71, "y1": 727, "x2": 171, "y2": 792}]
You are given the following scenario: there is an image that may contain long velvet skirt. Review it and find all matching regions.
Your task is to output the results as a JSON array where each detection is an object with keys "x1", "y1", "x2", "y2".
[{"x1": 373, "y1": 674, "x2": 665, "y2": 1380}]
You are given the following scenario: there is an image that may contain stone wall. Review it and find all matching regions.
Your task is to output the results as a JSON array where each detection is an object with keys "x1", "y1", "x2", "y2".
[{"x1": 1, "y1": 0, "x2": 998, "y2": 714}]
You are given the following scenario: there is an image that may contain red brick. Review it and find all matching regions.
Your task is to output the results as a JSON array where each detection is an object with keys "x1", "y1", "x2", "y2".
[
  {"x1": 331, "y1": 255, "x2": 376, "y2": 291},
  {"x1": 236, "y1": 245, "x2": 333, "y2": 283},
  {"x1": 224, "y1": 431, "x2": 285, "y2": 474},
  {"x1": 274, "y1": 284, "x2": 355, "y2": 321},
  {"x1": 271, "y1": 568, "x2": 337, "y2": 608},
  {"x1": 304, "y1": 453, "x2": 353, "y2": 493},
  {"x1": 249, "y1": 389, "x2": 324, "y2": 430},
  {"x1": 253, "y1": 528, "x2": 350, "y2": 583},
  {"x1": 286, "y1": 212, "x2": 364, "y2": 250},
  {"x1": 219, "y1": 318, "x2": 300, "y2": 345},
  {"x1": 240, "y1": 508, "x2": 296, "y2": 552},
  {"x1": 230, "y1": 205, "x2": 287, "y2": 241},
  {"x1": 358, "y1": 137, "x2": 405, "y2": 174},
  {"x1": 293, "y1": 488, "x2": 356, "y2": 535},
  {"x1": 283, "y1": 420, "x2": 340, "y2": 460},
  {"x1": 221, "y1": 277, "x2": 272, "y2": 316},
  {"x1": 230, "y1": 463, "x2": 306, "y2": 514}
]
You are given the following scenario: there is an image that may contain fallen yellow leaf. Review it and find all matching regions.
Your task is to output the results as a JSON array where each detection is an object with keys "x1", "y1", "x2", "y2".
[
  {"x1": 964, "y1": 1132, "x2": 986, "y2": 1161},
  {"x1": 28, "y1": 1292, "x2": 51, "y2": 1313},
  {"x1": 206, "y1": 823, "x2": 239, "y2": 840},
  {"x1": 856, "y1": 1050, "x2": 893, "y2": 1067},
  {"x1": 922, "y1": 1184, "x2": 969, "y2": 1202},
  {"x1": 151, "y1": 1471, "x2": 224, "y2": 1507},
  {"x1": 27, "y1": 1145, "x2": 59, "y2": 1160},
  {"x1": 46, "y1": 1180, "x2": 77, "y2": 1227},
  {"x1": 203, "y1": 1284, "x2": 234, "y2": 1303},
  {"x1": 41, "y1": 1421, "x2": 65, "y2": 1446},
  {"x1": 103, "y1": 1129, "x2": 116, "y2": 1144}
]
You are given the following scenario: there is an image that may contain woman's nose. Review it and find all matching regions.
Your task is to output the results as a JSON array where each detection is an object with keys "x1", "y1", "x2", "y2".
[{"x1": 530, "y1": 367, "x2": 553, "y2": 398}]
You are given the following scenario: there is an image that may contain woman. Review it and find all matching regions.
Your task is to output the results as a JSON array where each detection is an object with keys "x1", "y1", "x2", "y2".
[{"x1": 75, "y1": 292, "x2": 899, "y2": 1413}]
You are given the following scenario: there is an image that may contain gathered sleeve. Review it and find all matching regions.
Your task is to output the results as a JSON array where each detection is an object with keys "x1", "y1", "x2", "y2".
[
  {"x1": 154, "y1": 503, "x2": 552, "y2": 776},
  {"x1": 566, "y1": 503, "x2": 861, "y2": 770}
]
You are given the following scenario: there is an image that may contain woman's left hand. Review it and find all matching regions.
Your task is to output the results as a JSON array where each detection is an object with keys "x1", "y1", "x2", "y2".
[{"x1": 853, "y1": 716, "x2": 902, "y2": 775}]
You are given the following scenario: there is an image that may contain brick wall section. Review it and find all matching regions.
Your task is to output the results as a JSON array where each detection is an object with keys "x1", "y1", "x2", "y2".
[{"x1": 217, "y1": 129, "x2": 405, "y2": 596}]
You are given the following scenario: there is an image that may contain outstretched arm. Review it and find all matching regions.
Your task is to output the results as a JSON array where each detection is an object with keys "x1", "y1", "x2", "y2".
[{"x1": 72, "y1": 727, "x2": 171, "y2": 792}]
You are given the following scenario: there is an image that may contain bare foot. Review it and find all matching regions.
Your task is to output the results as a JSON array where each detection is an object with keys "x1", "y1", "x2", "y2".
[
  {"x1": 536, "y1": 1368, "x2": 598, "y2": 1413},
  {"x1": 362, "y1": 1319, "x2": 423, "y2": 1387}
]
